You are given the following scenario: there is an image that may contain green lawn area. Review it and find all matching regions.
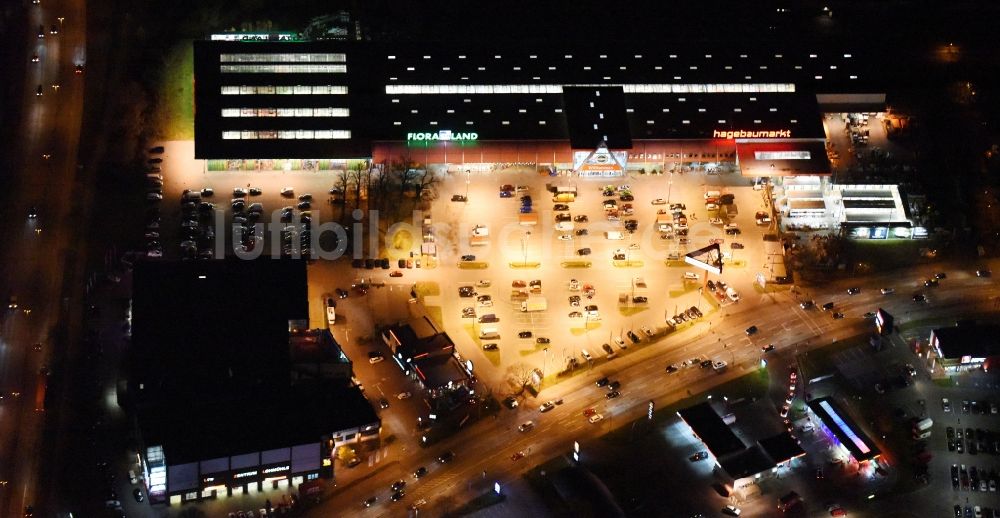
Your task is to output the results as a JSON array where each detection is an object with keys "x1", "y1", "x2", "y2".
[
  {"x1": 413, "y1": 281, "x2": 441, "y2": 297},
  {"x1": 425, "y1": 306, "x2": 443, "y2": 329},
  {"x1": 155, "y1": 40, "x2": 195, "y2": 140},
  {"x1": 845, "y1": 240, "x2": 938, "y2": 273}
]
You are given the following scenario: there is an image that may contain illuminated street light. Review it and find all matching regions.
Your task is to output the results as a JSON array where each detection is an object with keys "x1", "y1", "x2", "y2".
[
  {"x1": 51, "y1": 84, "x2": 60, "y2": 93},
  {"x1": 58, "y1": 17, "x2": 65, "y2": 25},
  {"x1": 41, "y1": 154, "x2": 51, "y2": 160}
]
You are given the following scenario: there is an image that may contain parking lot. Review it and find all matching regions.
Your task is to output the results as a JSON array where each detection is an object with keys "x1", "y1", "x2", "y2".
[{"x1": 145, "y1": 141, "x2": 789, "y2": 397}]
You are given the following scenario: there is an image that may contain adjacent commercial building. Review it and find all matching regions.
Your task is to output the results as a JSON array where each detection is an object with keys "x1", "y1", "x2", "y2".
[
  {"x1": 128, "y1": 259, "x2": 380, "y2": 505},
  {"x1": 805, "y1": 397, "x2": 880, "y2": 464},
  {"x1": 381, "y1": 316, "x2": 473, "y2": 398},
  {"x1": 929, "y1": 322, "x2": 1000, "y2": 374},
  {"x1": 677, "y1": 402, "x2": 805, "y2": 498}
]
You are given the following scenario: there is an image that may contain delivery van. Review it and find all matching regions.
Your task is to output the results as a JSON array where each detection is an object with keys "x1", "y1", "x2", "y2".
[{"x1": 605, "y1": 231, "x2": 625, "y2": 240}]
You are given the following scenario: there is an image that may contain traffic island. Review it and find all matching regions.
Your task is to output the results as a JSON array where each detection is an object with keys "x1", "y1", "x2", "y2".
[
  {"x1": 459, "y1": 261, "x2": 490, "y2": 269},
  {"x1": 663, "y1": 259, "x2": 687, "y2": 267},
  {"x1": 509, "y1": 261, "x2": 542, "y2": 269},
  {"x1": 559, "y1": 260, "x2": 591, "y2": 268},
  {"x1": 612, "y1": 260, "x2": 644, "y2": 268}
]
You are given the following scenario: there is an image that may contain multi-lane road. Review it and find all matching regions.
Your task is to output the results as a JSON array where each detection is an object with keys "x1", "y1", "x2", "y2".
[
  {"x1": 0, "y1": 0, "x2": 87, "y2": 516},
  {"x1": 304, "y1": 261, "x2": 997, "y2": 517}
]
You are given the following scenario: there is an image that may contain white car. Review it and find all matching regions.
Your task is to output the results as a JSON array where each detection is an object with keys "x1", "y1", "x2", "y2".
[
  {"x1": 397, "y1": 391, "x2": 412, "y2": 399},
  {"x1": 539, "y1": 401, "x2": 556, "y2": 413},
  {"x1": 476, "y1": 279, "x2": 491, "y2": 287},
  {"x1": 581, "y1": 349, "x2": 592, "y2": 361},
  {"x1": 705, "y1": 203, "x2": 719, "y2": 211},
  {"x1": 555, "y1": 221, "x2": 574, "y2": 231},
  {"x1": 723, "y1": 223, "x2": 739, "y2": 230},
  {"x1": 518, "y1": 421, "x2": 534, "y2": 432},
  {"x1": 558, "y1": 234, "x2": 573, "y2": 241},
  {"x1": 280, "y1": 187, "x2": 295, "y2": 196},
  {"x1": 589, "y1": 413, "x2": 604, "y2": 424},
  {"x1": 683, "y1": 272, "x2": 699, "y2": 280},
  {"x1": 641, "y1": 326, "x2": 654, "y2": 337},
  {"x1": 880, "y1": 287, "x2": 895, "y2": 295},
  {"x1": 709, "y1": 217, "x2": 723, "y2": 225},
  {"x1": 613, "y1": 336, "x2": 627, "y2": 349},
  {"x1": 726, "y1": 288, "x2": 740, "y2": 301},
  {"x1": 651, "y1": 198, "x2": 667, "y2": 205},
  {"x1": 568, "y1": 279, "x2": 581, "y2": 291}
]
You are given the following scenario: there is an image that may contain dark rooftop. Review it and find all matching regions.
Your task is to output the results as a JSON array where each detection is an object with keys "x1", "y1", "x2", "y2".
[
  {"x1": 677, "y1": 402, "x2": 746, "y2": 458},
  {"x1": 757, "y1": 432, "x2": 806, "y2": 465},
  {"x1": 130, "y1": 259, "x2": 309, "y2": 404},
  {"x1": 932, "y1": 323, "x2": 1000, "y2": 360},
  {"x1": 718, "y1": 445, "x2": 776, "y2": 480}
]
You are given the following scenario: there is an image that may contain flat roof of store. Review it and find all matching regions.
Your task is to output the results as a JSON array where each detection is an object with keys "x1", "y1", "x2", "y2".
[
  {"x1": 932, "y1": 323, "x2": 1000, "y2": 360},
  {"x1": 677, "y1": 402, "x2": 746, "y2": 458},
  {"x1": 806, "y1": 397, "x2": 880, "y2": 462}
]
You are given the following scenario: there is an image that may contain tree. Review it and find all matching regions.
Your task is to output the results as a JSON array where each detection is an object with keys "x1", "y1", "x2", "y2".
[
  {"x1": 347, "y1": 161, "x2": 365, "y2": 211},
  {"x1": 505, "y1": 363, "x2": 533, "y2": 394}
]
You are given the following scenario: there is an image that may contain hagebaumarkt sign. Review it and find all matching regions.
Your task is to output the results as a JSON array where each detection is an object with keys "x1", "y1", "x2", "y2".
[
  {"x1": 407, "y1": 130, "x2": 478, "y2": 142},
  {"x1": 713, "y1": 129, "x2": 791, "y2": 139}
]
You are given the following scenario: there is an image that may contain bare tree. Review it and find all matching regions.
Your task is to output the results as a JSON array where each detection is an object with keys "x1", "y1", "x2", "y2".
[
  {"x1": 347, "y1": 161, "x2": 365, "y2": 211},
  {"x1": 416, "y1": 168, "x2": 439, "y2": 199},
  {"x1": 392, "y1": 155, "x2": 418, "y2": 206},
  {"x1": 505, "y1": 362, "x2": 534, "y2": 395}
]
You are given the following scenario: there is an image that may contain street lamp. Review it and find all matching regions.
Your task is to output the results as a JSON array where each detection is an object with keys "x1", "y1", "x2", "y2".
[
  {"x1": 465, "y1": 169, "x2": 471, "y2": 200},
  {"x1": 51, "y1": 84, "x2": 60, "y2": 93},
  {"x1": 542, "y1": 347, "x2": 549, "y2": 378},
  {"x1": 666, "y1": 170, "x2": 674, "y2": 204},
  {"x1": 57, "y1": 17, "x2": 65, "y2": 25},
  {"x1": 521, "y1": 230, "x2": 531, "y2": 266}
]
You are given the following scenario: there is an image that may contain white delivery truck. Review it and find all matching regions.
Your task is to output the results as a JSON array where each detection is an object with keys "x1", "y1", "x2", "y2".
[
  {"x1": 520, "y1": 296, "x2": 548, "y2": 312},
  {"x1": 605, "y1": 231, "x2": 625, "y2": 240},
  {"x1": 479, "y1": 323, "x2": 500, "y2": 340},
  {"x1": 912, "y1": 417, "x2": 933, "y2": 439}
]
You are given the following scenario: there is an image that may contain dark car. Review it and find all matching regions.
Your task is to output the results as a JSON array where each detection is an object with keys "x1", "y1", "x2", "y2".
[
  {"x1": 619, "y1": 194, "x2": 634, "y2": 201},
  {"x1": 364, "y1": 497, "x2": 378, "y2": 508},
  {"x1": 666, "y1": 364, "x2": 678, "y2": 374},
  {"x1": 577, "y1": 248, "x2": 592, "y2": 256},
  {"x1": 745, "y1": 325, "x2": 758, "y2": 336},
  {"x1": 700, "y1": 360, "x2": 713, "y2": 368},
  {"x1": 500, "y1": 190, "x2": 513, "y2": 198},
  {"x1": 573, "y1": 215, "x2": 588, "y2": 222},
  {"x1": 976, "y1": 269, "x2": 992, "y2": 277},
  {"x1": 458, "y1": 286, "x2": 476, "y2": 297},
  {"x1": 575, "y1": 229, "x2": 588, "y2": 236},
  {"x1": 555, "y1": 213, "x2": 572, "y2": 222},
  {"x1": 935, "y1": 272, "x2": 947, "y2": 279},
  {"x1": 391, "y1": 480, "x2": 407, "y2": 492},
  {"x1": 606, "y1": 390, "x2": 621, "y2": 399},
  {"x1": 924, "y1": 278, "x2": 938, "y2": 287},
  {"x1": 437, "y1": 451, "x2": 455, "y2": 463},
  {"x1": 913, "y1": 293, "x2": 926, "y2": 302},
  {"x1": 821, "y1": 302, "x2": 835, "y2": 311},
  {"x1": 689, "y1": 451, "x2": 709, "y2": 462},
  {"x1": 483, "y1": 343, "x2": 499, "y2": 351},
  {"x1": 451, "y1": 195, "x2": 467, "y2": 202},
  {"x1": 762, "y1": 344, "x2": 775, "y2": 353},
  {"x1": 596, "y1": 377, "x2": 609, "y2": 387},
  {"x1": 731, "y1": 242, "x2": 744, "y2": 249},
  {"x1": 553, "y1": 204, "x2": 570, "y2": 211},
  {"x1": 832, "y1": 312, "x2": 845, "y2": 319},
  {"x1": 608, "y1": 380, "x2": 621, "y2": 391},
  {"x1": 627, "y1": 331, "x2": 641, "y2": 343},
  {"x1": 725, "y1": 228, "x2": 741, "y2": 235},
  {"x1": 461, "y1": 255, "x2": 476, "y2": 261},
  {"x1": 518, "y1": 331, "x2": 532, "y2": 338},
  {"x1": 536, "y1": 337, "x2": 551, "y2": 344},
  {"x1": 414, "y1": 466, "x2": 428, "y2": 478},
  {"x1": 847, "y1": 287, "x2": 861, "y2": 295},
  {"x1": 391, "y1": 490, "x2": 405, "y2": 502},
  {"x1": 632, "y1": 296, "x2": 647, "y2": 304}
]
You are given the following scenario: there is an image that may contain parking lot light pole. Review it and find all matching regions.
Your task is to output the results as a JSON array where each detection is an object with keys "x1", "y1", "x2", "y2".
[
  {"x1": 521, "y1": 231, "x2": 531, "y2": 266},
  {"x1": 465, "y1": 169, "x2": 471, "y2": 200},
  {"x1": 667, "y1": 171, "x2": 674, "y2": 204}
]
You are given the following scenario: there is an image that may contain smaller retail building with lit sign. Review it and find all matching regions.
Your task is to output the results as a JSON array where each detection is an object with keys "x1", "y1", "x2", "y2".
[{"x1": 928, "y1": 321, "x2": 1000, "y2": 374}]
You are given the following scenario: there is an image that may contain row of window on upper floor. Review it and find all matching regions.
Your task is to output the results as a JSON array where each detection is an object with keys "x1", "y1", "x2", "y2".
[
  {"x1": 384, "y1": 83, "x2": 797, "y2": 94},
  {"x1": 220, "y1": 53, "x2": 347, "y2": 63},
  {"x1": 221, "y1": 108, "x2": 350, "y2": 118},
  {"x1": 386, "y1": 52, "x2": 854, "y2": 61},
  {"x1": 220, "y1": 64, "x2": 347, "y2": 74},
  {"x1": 221, "y1": 130, "x2": 352, "y2": 140},
  {"x1": 221, "y1": 85, "x2": 349, "y2": 95}
]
